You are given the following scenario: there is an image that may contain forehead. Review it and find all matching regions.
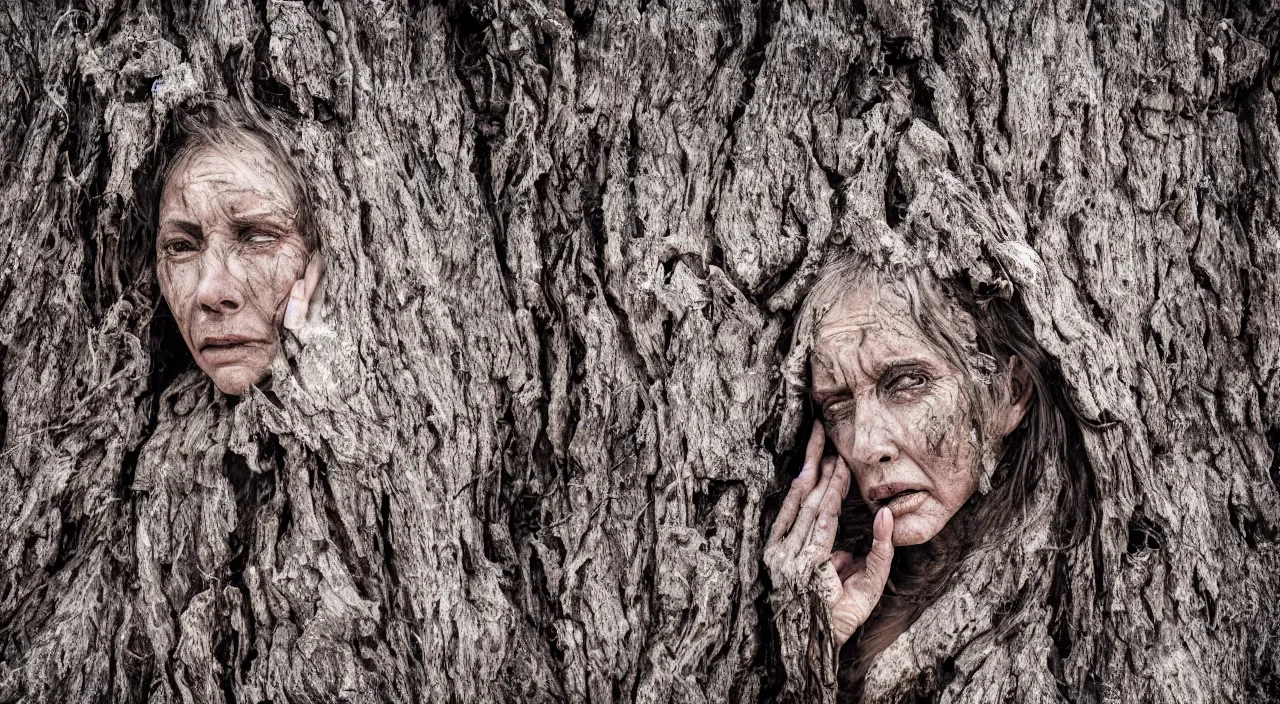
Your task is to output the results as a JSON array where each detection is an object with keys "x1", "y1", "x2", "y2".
[
  {"x1": 160, "y1": 136, "x2": 296, "y2": 215},
  {"x1": 810, "y1": 282, "x2": 956, "y2": 371},
  {"x1": 814, "y1": 283, "x2": 915, "y2": 343}
]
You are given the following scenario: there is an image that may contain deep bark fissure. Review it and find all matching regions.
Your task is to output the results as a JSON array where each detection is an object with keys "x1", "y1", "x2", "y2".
[{"x1": 4, "y1": 1, "x2": 1280, "y2": 702}]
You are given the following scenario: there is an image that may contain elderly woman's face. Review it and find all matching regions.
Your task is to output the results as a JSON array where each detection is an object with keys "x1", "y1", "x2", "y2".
[
  {"x1": 156, "y1": 138, "x2": 310, "y2": 395},
  {"x1": 811, "y1": 284, "x2": 1015, "y2": 546}
]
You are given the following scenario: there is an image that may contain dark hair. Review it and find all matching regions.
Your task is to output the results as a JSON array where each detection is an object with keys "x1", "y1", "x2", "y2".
[{"x1": 783, "y1": 257, "x2": 1093, "y2": 697}]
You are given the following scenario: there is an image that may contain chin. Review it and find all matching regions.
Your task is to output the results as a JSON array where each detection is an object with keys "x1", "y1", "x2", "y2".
[
  {"x1": 890, "y1": 513, "x2": 946, "y2": 546},
  {"x1": 205, "y1": 366, "x2": 269, "y2": 396}
]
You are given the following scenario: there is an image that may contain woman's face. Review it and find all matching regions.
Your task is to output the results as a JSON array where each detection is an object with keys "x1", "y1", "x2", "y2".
[
  {"x1": 810, "y1": 283, "x2": 1025, "y2": 546},
  {"x1": 156, "y1": 137, "x2": 310, "y2": 395}
]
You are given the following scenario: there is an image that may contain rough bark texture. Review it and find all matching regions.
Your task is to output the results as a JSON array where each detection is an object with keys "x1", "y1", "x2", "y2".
[{"x1": 1, "y1": 0, "x2": 1279, "y2": 702}]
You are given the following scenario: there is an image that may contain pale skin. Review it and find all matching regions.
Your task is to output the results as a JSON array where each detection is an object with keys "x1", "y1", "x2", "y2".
[
  {"x1": 766, "y1": 283, "x2": 1031, "y2": 648},
  {"x1": 156, "y1": 136, "x2": 322, "y2": 396}
]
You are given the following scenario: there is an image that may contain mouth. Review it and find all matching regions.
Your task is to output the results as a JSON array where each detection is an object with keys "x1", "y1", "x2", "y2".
[
  {"x1": 867, "y1": 484, "x2": 929, "y2": 515},
  {"x1": 198, "y1": 335, "x2": 266, "y2": 354}
]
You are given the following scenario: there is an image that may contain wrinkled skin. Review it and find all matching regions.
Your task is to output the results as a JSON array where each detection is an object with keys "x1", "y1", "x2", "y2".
[
  {"x1": 813, "y1": 284, "x2": 999, "y2": 547},
  {"x1": 764, "y1": 422, "x2": 896, "y2": 648},
  {"x1": 766, "y1": 283, "x2": 1030, "y2": 649},
  {"x1": 157, "y1": 137, "x2": 321, "y2": 395}
]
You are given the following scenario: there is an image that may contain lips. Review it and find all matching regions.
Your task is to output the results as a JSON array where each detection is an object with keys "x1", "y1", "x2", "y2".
[
  {"x1": 867, "y1": 482, "x2": 930, "y2": 515},
  {"x1": 199, "y1": 334, "x2": 266, "y2": 352},
  {"x1": 196, "y1": 334, "x2": 270, "y2": 366}
]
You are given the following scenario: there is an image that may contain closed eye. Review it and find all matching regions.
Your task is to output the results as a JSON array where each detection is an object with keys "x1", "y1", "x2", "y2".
[
  {"x1": 821, "y1": 397, "x2": 856, "y2": 421},
  {"x1": 241, "y1": 229, "x2": 280, "y2": 246}
]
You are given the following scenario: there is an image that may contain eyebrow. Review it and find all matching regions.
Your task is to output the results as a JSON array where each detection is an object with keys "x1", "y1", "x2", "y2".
[
  {"x1": 809, "y1": 387, "x2": 843, "y2": 404},
  {"x1": 160, "y1": 217, "x2": 203, "y2": 239},
  {"x1": 877, "y1": 357, "x2": 934, "y2": 375},
  {"x1": 227, "y1": 203, "x2": 298, "y2": 229},
  {"x1": 230, "y1": 214, "x2": 291, "y2": 231}
]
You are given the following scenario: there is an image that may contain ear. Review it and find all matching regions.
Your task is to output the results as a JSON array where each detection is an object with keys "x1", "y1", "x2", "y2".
[
  {"x1": 283, "y1": 252, "x2": 324, "y2": 330},
  {"x1": 993, "y1": 356, "x2": 1034, "y2": 437}
]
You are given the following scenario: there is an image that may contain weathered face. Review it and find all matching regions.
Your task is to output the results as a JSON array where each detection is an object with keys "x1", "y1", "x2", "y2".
[
  {"x1": 811, "y1": 283, "x2": 1019, "y2": 546},
  {"x1": 156, "y1": 138, "x2": 309, "y2": 395}
]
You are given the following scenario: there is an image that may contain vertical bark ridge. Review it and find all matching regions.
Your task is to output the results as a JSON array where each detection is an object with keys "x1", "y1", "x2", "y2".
[{"x1": 1, "y1": 0, "x2": 1279, "y2": 702}]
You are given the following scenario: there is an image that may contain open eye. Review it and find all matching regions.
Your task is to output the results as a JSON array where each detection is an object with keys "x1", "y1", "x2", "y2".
[
  {"x1": 162, "y1": 238, "x2": 199, "y2": 257},
  {"x1": 885, "y1": 371, "x2": 929, "y2": 395}
]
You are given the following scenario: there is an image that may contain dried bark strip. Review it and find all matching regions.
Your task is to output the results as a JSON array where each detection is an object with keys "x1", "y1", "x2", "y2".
[{"x1": 0, "y1": 1, "x2": 1278, "y2": 702}]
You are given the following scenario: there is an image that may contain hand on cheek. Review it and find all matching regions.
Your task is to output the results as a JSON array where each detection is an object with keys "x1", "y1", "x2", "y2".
[
  {"x1": 156, "y1": 139, "x2": 319, "y2": 396},
  {"x1": 765, "y1": 421, "x2": 895, "y2": 650},
  {"x1": 283, "y1": 252, "x2": 324, "y2": 331}
]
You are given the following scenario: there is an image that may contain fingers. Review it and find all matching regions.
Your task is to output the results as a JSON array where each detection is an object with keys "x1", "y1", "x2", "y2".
[
  {"x1": 768, "y1": 421, "x2": 826, "y2": 545},
  {"x1": 283, "y1": 253, "x2": 325, "y2": 331},
  {"x1": 771, "y1": 453, "x2": 831, "y2": 550},
  {"x1": 283, "y1": 279, "x2": 308, "y2": 330},
  {"x1": 804, "y1": 419, "x2": 825, "y2": 469},
  {"x1": 797, "y1": 457, "x2": 849, "y2": 557},
  {"x1": 305, "y1": 250, "x2": 324, "y2": 282},
  {"x1": 779, "y1": 454, "x2": 833, "y2": 553},
  {"x1": 831, "y1": 550, "x2": 855, "y2": 582},
  {"x1": 848, "y1": 507, "x2": 895, "y2": 597},
  {"x1": 783, "y1": 454, "x2": 849, "y2": 557},
  {"x1": 301, "y1": 252, "x2": 324, "y2": 307}
]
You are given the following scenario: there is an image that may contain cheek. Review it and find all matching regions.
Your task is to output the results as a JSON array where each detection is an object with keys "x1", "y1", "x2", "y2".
[
  {"x1": 905, "y1": 389, "x2": 978, "y2": 506},
  {"x1": 908, "y1": 388, "x2": 965, "y2": 455},
  {"x1": 157, "y1": 260, "x2": 197, "y2": 313},
  {"x1": 926, "y1": 444, "x2": 978, "y2": 510},
  {"x1": 240, "y1": 250, "x2": 307, "y2": 315},
  {"x1": 825, "y1": 420, "x2": 861, "y2": 471}
]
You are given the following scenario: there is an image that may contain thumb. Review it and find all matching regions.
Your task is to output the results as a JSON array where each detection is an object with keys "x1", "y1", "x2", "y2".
[
  {"x1": 832, "y1": 509, "x2": 895, "y2": 647},
  {"x1": 860, "y1": 507, "x2": 895, "y2": 591}
]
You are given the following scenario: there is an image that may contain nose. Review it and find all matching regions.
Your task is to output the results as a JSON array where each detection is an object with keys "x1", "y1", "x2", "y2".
[
  {"x1": 195, "y1": 250, "x2": 245, "y2": 315},
  {"x1": 850, "y1": 396, "x2": 900, "y2": 466}
]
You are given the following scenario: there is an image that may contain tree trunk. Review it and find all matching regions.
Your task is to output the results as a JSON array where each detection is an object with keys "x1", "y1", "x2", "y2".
[{"x1": 1, "y1": 0, "x2": 1278, "y2": 702}]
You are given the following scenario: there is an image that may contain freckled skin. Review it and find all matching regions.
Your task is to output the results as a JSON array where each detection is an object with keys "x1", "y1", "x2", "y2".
[
  {"x1": 810, "y1": 284, "x2": 980, "y2": 547},
  {"x1": 156, "y1": 140, "x2": 310, "y2": 395}
]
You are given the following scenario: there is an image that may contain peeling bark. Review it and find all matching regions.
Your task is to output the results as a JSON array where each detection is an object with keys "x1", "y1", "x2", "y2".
[{"x1": 1, "y1": 0, "x2": 1279, "y2": 702}]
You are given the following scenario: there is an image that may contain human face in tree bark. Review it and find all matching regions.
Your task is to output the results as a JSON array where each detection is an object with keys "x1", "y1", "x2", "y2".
[
  {"x1": 811, "y1": 284, "x2": 1018, "y2": 546},
  {"x1": 157, "y1": 139, "x2": 318, "y2": 395}
]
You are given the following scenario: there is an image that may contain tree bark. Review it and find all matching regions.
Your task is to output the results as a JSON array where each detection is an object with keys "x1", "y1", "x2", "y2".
[{"x1": 1, "y1": 0, "x2": 1278, "y2": 702}]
